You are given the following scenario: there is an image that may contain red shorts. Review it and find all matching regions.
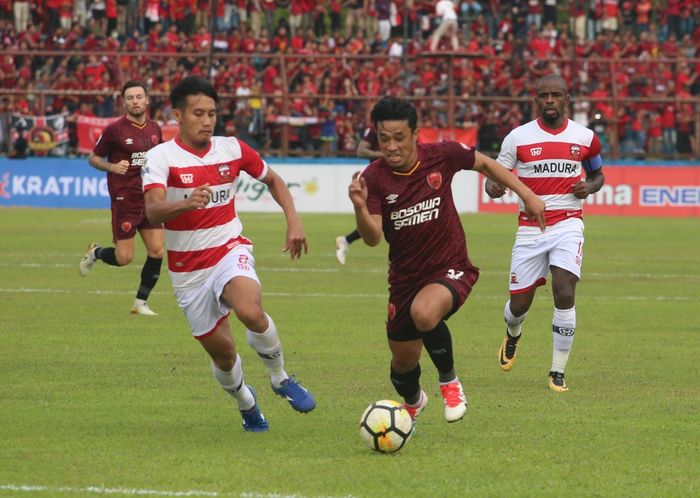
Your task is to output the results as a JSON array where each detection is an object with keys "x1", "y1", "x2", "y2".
[
  {"x1": 111, "y1": 194, "x2": 163, "y2": 242},
  {"x1": 386, "y1": 263, "x2": 480, "y2": 341}
]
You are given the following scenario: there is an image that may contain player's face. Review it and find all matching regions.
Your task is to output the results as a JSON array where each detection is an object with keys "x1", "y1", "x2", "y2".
[
  {"x1": 535, "y1": 79, "x2": 570, "y2": 128},
  {"x1": 174, "y1": 94, "x2": 217, "y2": 150},
  {"x1": 376, "y1": 120, "x2": 419, "y2": 172},
  {"x1": 123, "y1": 87, "x2": 148, "y2": 119}
]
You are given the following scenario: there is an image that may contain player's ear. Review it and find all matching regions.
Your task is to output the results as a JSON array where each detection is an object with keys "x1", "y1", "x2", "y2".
[
  {"x1": 413, "y1": 127, "x2": 420, "y2": 144},
  {"x1": 172, "y1": 108, "x2": 182, "y2": 124}
]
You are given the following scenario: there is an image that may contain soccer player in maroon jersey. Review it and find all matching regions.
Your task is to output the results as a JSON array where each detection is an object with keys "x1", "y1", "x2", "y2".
[
  {"x1": 486, "y1": 74, "x2": 605, "y2": 392},
  {"x1": 349, "y1": 97, "x2": 545, "y2": 424},
  {"x1": 79, "y1": 81, "x2": 165, "y2": 316},
  {"x1": 335, "y1": 125, "x2": 382, "y2": 265}
]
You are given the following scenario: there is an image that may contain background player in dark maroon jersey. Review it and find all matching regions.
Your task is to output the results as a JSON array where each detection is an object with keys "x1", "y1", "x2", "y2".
[
  {"x1": 79, "y1": 81, "x2": 165, "y2": 316},
  {"x1": 335, "y1": 125, "x2": 382, "y2": 265},
  {"x1": 348, "y1": 96, "x2": 545, "y2": 425}
]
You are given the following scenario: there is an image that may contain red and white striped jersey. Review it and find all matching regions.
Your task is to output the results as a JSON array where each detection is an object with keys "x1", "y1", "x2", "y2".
[
  {"x1": 497, "y1": 118, "x2": 601, "y2": 227},
  {"x1": 142, "y1": 136, "x2": 267, "y2": 290}
]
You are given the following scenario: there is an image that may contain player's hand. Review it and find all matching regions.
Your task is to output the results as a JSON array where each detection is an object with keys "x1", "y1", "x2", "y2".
[
  {"x1": 348, "y1": 171, "x2": 368, "y2": 207},
  {"x1": 111, "y1": 160, "x2": 130, "y2": 175},
  {"x1": 572, "y1": 180, "x2": 590, "y2": 199},
  {"x1": 485, "y1": 179, "x2": 507, "y2": 198},
  {"x1": 187, "y1": 183, "x2": 213, "y2": 210},
  {"x1": 523, "y1": 195, "x2": 546, "y2": 232},
  {"x1": 283, "y1": 219, "x2": 308, "y2": 260}
]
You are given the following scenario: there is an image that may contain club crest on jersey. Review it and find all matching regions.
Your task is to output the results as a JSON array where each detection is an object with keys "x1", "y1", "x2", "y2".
[
  {"x1": 569, "y1": 144, "x2": 582, "y2": 159},
  {"x1": 427, "y1": 172, "x2": 442, "y2": 190},
  {"x1": 121, "y1": 221, "x2": 132, "y2": 233},
  {"x1": 218, "y1": 163, "x2": 231, "y2": 178},
  {"x1": 125, "y1": 138, "x2": 134, "y2": 145},
  {"x1": 530, "y1": 147, "x2": 542, "y2": 156},
  {"x1": 180, "y1": 174, "x2": 194, "y2": 184},
  {"x1": 151, "y1": 134, "x2": 159, "y2": 145}
]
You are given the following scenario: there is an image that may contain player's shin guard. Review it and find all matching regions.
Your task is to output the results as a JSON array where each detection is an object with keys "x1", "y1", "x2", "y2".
[
  {"x1": 390, "y1": 364, "x2": 422, "y2": 405},
  {"x1": 551, "y1": 306, "x2": 576, "y2": 373},
  {"x1": 422, "y1": 321, "x2": 456, "y2": 383},
  {"x1": 212, "y1": 354, "x2": 255, "y2": 410},
  {"x1": 246, "y1": 313, "x2": 287, "y2": 385},
  {"x1": 505, "y1": 300, "x2": 527, "y2": 337},
  {"x1": 136, "y1": 256, "x2": 162, "y2": 301}
]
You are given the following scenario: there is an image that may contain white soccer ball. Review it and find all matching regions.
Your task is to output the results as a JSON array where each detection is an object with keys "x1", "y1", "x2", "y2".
[{"x1": 358, "y1": 399, "x2": 414, "y2": 453}]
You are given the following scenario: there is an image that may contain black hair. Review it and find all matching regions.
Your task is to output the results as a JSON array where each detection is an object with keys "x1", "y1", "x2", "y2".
[
  {"x1": 370, "y1": 96, "x2": 418, "y2": 131},
  {"x1": 121, "y1": 80, "x2": 147, "y2": 97},
  {"x1": 536, "y1": 74, "x2": 568, "y2": 93},
  {"x1": 170, "y1": 76, "x2": 218, "y2": 110}
]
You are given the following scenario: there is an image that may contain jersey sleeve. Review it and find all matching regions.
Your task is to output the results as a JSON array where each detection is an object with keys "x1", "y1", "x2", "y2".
[
  {"x1": 238, "y1": 139, "x2": 268, "y2": 180},
  {"x1": 363, "y1": 164, "x2": 382, "y2": 216},
  {"x1": 496, "y1": 131, "x2": 517, "y2": 170},
  {"x1": 142, "y1": 146, "x2": 169, "y2": 192},
  {"x1": 92, "y1": 123, "x2": 114, "y2": 157},
  {"x1": 582, "y1": 134, "x2": 603, "y2": 173},
  {"x1": 444, "y1": 141, "x2": 476, "y2": 172}
]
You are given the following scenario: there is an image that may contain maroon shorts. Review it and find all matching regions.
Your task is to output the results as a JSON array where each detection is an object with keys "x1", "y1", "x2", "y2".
[
  {"x1": 386, "y1": 263, "x2": 480, "y2": 341},
  {"x1": 111, "y1": 194, "x2": 163, "y2": 242}
]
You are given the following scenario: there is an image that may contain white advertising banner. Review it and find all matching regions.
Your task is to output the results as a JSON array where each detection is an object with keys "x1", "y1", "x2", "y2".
[{"x1": 235, "y1": 163, "x2": 480, "y2": 214}]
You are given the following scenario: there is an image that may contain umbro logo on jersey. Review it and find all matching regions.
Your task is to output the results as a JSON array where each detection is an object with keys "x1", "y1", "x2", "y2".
[
  {"x1": 530, "y1": 147, "x2": 542, "y2": 156},
  {"x1": 125, "y1": 138, "x2": 134, "y2": 145},
  {"x1": 180, "y1": 174, "x2": 194, "y2": 184},
  {"x1": 385, "y1": 194, "x2": 399, "y2": 204}
]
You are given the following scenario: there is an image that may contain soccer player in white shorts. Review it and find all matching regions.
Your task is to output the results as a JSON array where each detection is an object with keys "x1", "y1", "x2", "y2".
[{"x1": 486, "y1": 74, "x2": 605, "y2": 392}]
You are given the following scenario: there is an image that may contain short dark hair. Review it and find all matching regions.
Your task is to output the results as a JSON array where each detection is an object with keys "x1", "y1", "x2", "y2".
[
  {"x1": 170, "y1": 76, "x2": 218, "y2": 110},
  {"x1": 121, "y1": 80, "x2": 147, "y2": 97},
  {"x1": 370, "y1": 97, "x2": 418, "y2": 131}
]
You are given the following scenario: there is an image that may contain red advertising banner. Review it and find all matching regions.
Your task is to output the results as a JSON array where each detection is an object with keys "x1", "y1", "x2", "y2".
[
  {"x1": 478, "y1": 165, "x2": 700, "y2": 217},
  {"x1": 77, "y1": 117, "x2": 180, "y2": 153},
  {"x1": 419, "y1": 127, "x2": 477, "y2": 146},
  {"x1": 76, "y1": 115, "x2": 118, "y2": 154}
]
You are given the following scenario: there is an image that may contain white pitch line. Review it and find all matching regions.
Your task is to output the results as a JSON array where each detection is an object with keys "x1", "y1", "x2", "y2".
[
  {"x1": 0, "y1": 484, "x2": 356, "y2": 498},
  {"x1": 0, "y1": 287, "x2": 693, "y2": 301}
]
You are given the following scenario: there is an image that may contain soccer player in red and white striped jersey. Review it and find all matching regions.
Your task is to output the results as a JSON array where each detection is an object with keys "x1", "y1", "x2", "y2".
[
  {"x1": 142, "y1": 76, "x2": 315, "y2": 432},
  {"x1": 487, "y1": 74, "x2": 605, "y2": 392}
]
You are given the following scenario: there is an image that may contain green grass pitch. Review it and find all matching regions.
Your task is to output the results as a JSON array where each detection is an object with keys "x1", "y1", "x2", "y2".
[{"x1": 0, "y1": 208, "x2": 698, "y2": 497}]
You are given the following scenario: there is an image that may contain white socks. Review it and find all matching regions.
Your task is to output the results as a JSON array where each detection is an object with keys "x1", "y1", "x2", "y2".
[
  {"x1": 504, "y1": 300, "x2": 527, "y2": 337},
  {"x1": 551, "y1": 306, "x2": 576, "y2": 373},
  {"x1": 211, "y1": 354, "x2": 255, "y2": 411},
  {"x1": 246, "y1": 313, "x2": 288, "y2": 387}
]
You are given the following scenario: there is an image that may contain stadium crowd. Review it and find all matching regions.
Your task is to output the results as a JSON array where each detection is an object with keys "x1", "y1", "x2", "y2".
[{"x1": 1, "y1": 0, "x2": 700, "y2": 158}]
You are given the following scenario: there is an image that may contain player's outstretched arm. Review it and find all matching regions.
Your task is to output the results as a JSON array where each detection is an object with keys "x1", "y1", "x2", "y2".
[
  {"x1": 144, "y1": 184, "x2": 213, "y2": 223},
  {"x1": 261, "y1": 168, "x2": 308, "y2": 259},
  {"x1": 473, "y1": 151, "x2": 546, "y2": 231},
  {"x1": 348, "y1": 171, "x2": 382, "y2": 246}
]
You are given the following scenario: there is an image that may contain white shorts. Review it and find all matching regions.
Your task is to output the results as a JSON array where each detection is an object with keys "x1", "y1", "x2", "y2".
[
  {"x1": 174, "y1": 245, "x2": 260, "y2": 338},
  {"x1": 509, "y1": 218, "x2": 584, "y2": 294}
]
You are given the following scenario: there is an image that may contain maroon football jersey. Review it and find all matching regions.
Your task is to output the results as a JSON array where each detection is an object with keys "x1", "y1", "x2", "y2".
[
  {"x1": 93, "y1": 116, "x2": 162, "y2": 199},
  {"x1": 363, "y1": 142, "x2": 477, "y2": 285}
]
